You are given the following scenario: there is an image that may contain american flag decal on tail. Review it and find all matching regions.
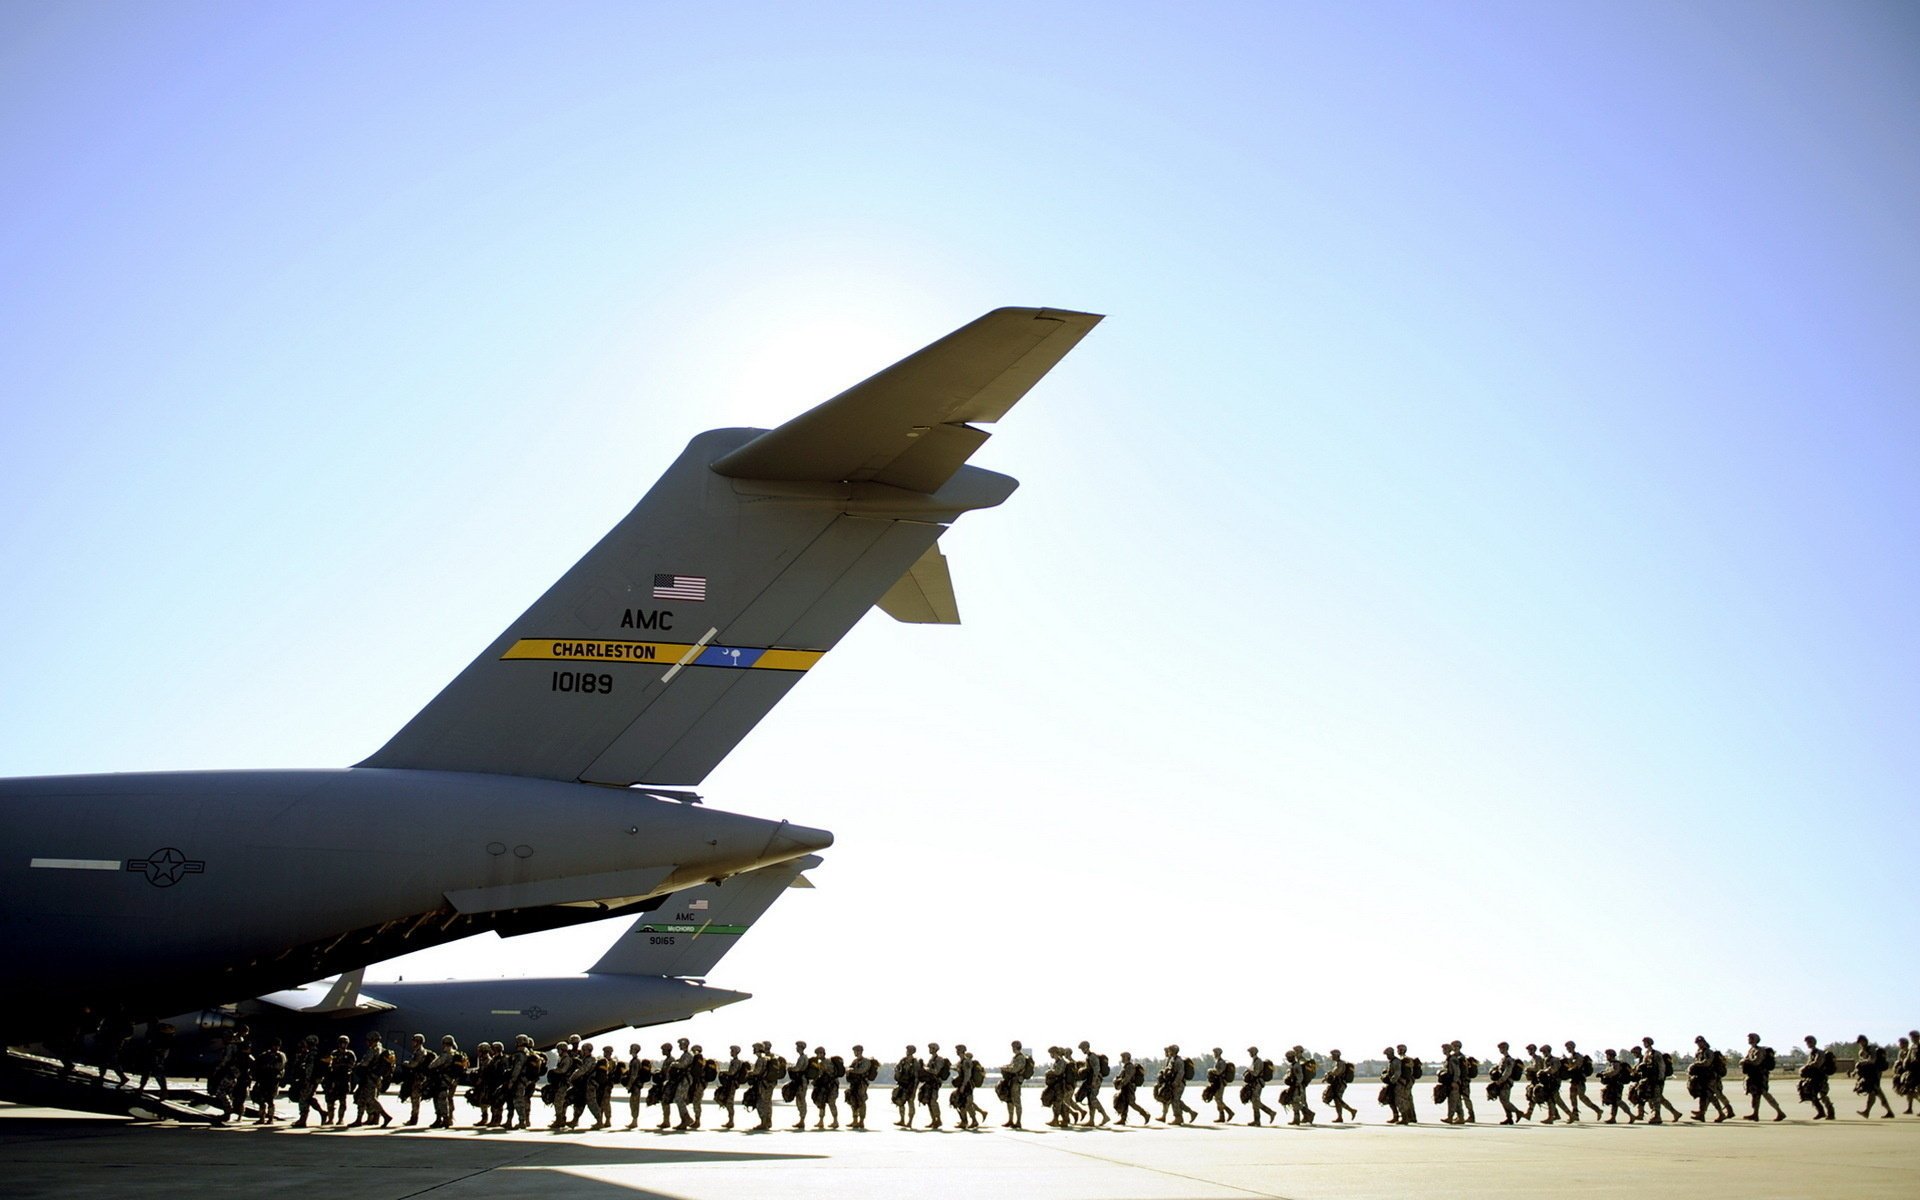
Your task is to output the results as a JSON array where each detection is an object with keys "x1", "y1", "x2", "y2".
[{"x1": 653, "y1": 574, "x2": 707, "y2": 601}]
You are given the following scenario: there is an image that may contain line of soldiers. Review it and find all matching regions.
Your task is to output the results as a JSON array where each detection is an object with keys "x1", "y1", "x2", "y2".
[{"x1": 189, "y1": 1027, "x2": 1920, "y2": 1131}]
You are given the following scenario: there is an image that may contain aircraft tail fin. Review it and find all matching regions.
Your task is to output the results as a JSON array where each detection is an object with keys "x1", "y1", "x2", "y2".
[
  {"x1": 357, "y1": 307, "x2": 1099, "y2": 785},
  {"x1": 586, "y1": 855, "x2": 818, "y2": 978}
]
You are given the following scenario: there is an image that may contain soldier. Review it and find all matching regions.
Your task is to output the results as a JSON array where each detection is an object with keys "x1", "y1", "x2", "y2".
[
  {"x1": 403, "y1": 1032, "x2": 433, "y2": 1125},
  {"x1": 1853, "y1": 1034, "x2": 1896, "y2": 1118},
  {"x1": 920, "y1": 1042, "x2": 950, "y2": 1129},
  {"x1": 1688, "y1": 1036, "x2": 1732, "y2": 1122},
  {"x1": 748, "y1": 1042, "x2": 779, "y2": 1132},
  {"x1": 1111, "y1": 1050, "x2": 1152, "y2": 1124},
  {"x1": 1489, "y1": 1042, "x2": 1525, "y2": 1125},
  {"x1": 809, "y1": 1046, "x2": 842, "y2": 1130},
  {"x1": 713, "y1": 1045, "x2": 746, "y2": 1130},
  {"x1": 1597, "y1": 1048, "x2": 1636, "y2": 1123},
  {"x1": 1077, "y1": 1041, "x2": 1110, "y2": 1126},
  {"x1": 250, "y1": 1036, "x2": 286, "y2": 1124},
  {"x1": 1285, "y1": 1046, "x2": 1317, "y2": 1125},
  {"x1": 892, "y1": 1044, "x2": 921, "y2": 1128},
  {"x1": 1642, "y1": 1037, "x2": 1683, "y2": 1124},
  {"x1": 1452, "y1": 1041, "x2": 1478, "y2": 1123},
  {"x1": 645, "y1": 1041, "x2": 673, "y2": 1130},
  {"x1": 135, "y1": 1021, "x2": 175, "y2": 1098},
  {"x1": 589, "y1": 1043, "x2": 617, "y2": 1129},
  {"x1": 997, "y1": 1041, "x2": 1032, "y2": 1128},
  {"x1": 1896, "y1": 1029, "x2": 1912, "y2": 1113},
  {"x1": 1242, "y1": 1046, "x2": 1278, "y2": 1126},
  {"x1": 844, "y1": 1045, "x2": 879, "y2": 1130},
  {"x1": 675, "y1": 1040, "x2": 705, "y2": 1131},
  {"x1": 950, "y1": 1045, "x2": 980, "y2": 1130},
  {"x1": 788, "y1": 1039, "x2": 813, "y2": 1130},
  {"x1": 1562, "y1": 1040, "x2": 1598, "y2": 1122},
  {"x1": 1738, "y1": 1033, "x2": 1785, "y2": 1121},
  {"x1": 429, "y1": 1035, "x2": 465, "y2": 1129},
  {"x1": 288, "y1": 1034, "x2": 326, "y2": 1128},
  {"x1": 488, "y1": 1041, "x2": 512, "y2": 1126},
  {"x1": 1440, "y1": 1042, "x2": 1466, "y2": 1124},
  {"x1": 1798, "y1": 1035, "x2": 1836, "y2": 1120},
  {"x1": 1203, "y1": 1047, "x2": 1237, "y2": 1123},
  {"x1": 211, "y1": 1024, "x2": 252, "y2": 1125},
  {"x1": 324, "y1": 1034, "x2": 357, "y2": 1125},
  {"x1": 1043, "y1": 1047, "x2": 1074, "y2": 1127},
  {"x1": 506, "y1": 1035, "x2": 539, "y2": 1130},
  {"x1": 1380, "y1": 1046, "x2": 1404, "y2": 1125},
  {"x1": 1157, "y1": 1044, "x2": 1197, "y2": 1125},
  {"x1": 621, "y1": 1044, "x2": 652, "y2": 1130},
  {"x1": 1395, "y1": 1043, "x2": 1422, "y2": 1125},
  {"x1": 1321, "y1": 1048, "x2": 1357, "y2": 1123},
  {"x1": 358, "y1": 1032, "x2": 395, "y2": 1127},
  {"x1": 1533, "y1": 1041, "x2": 1567, "y2": 1124}
]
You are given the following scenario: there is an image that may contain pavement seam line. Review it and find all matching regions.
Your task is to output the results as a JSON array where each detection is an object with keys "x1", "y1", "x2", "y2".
[
  {"x1": 993, "y1": 1128, "x2": 1301, "y2": 1200},
  {"x1": 390, "y1": 1145, "x2": 552, "y2": 1199}
]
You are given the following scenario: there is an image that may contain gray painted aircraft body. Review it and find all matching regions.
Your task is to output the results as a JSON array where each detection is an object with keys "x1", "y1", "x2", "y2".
[
  {"x1": 178, "y1": 855, "x2": 819, "y2": 1057},
  {"x1": 0, "y1": 306, "x2": 1101, "y2": 1051}
]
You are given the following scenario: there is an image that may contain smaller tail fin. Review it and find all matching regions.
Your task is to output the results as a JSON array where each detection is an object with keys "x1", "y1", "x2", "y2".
[{"x1": 586, "y1": 855, "x2": 819, "y2": 978}]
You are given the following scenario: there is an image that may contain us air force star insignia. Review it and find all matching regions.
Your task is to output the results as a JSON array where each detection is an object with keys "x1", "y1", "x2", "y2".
[
  {"x1": 126, "y1": 847, "x2": 206, "y2": 887},
  {"x1": 522, "y1": 1006, "x2": 548, "y2": 1021}
]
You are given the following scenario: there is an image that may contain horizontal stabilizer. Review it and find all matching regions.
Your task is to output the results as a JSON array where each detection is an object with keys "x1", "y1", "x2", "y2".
[
  {"x1": 587, "y1": 855, "x2": 818, "y2": 978},
  {"x1": 877, "y1": 543, "x2": 961, "y2": 624},
  {"x1": 711, "y1": 307, "x2": 1102, "y2": 492}
]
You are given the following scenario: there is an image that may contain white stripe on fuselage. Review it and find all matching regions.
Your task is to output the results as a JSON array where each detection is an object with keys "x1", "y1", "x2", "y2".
[{"x1": 30, "y1": 858, "x2": 122, "y2": 870}]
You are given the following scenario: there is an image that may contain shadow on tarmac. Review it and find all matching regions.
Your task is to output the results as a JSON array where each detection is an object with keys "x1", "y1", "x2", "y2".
[{"x1": 2, "y1": 1112, "x2": 823, "y2": 1199}]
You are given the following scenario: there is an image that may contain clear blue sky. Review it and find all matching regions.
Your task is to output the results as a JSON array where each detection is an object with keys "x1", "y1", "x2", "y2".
[{"x1": 2, "y1": 2, "x2": 1915, "y2": 1058}]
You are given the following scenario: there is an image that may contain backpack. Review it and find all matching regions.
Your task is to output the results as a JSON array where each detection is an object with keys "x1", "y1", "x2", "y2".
[
  {"x1": 1758, "y1": 1047, "x2": 1776, "y2": 1074},
  {"x1": 1874, "y1": 1047, "x2": 1890, "y2": 1072},
  {"x1": 970, "y1": 1060, "x2": 986, "y2": 1088},
  {"x1": 1662, "y1": 1052, "x2": 1675, "y2": 1077},
  {"x1": 1182, "y1": 1058, "x2": 1196, "y2": 1082},
  {"x1": 1467, "y1": 1058, "x2": 1481, "y2": 1080},
  {"x1": 1096, "y1": 1053, "x2": 1110, "y2": 1079},
  {"x1": 1408, "y1": 1057, "x2": 1424, "y2": 1080},
  {"x1": 1710, "y1": 1050, "x2": 1727, "y2": 1078},
  {"x1": 934, "y1": 1058, "x2": 951, "y2": 1083},
  {"x1": 1304, "y1": 1058, "x2": 1320, "y2": 1081}
]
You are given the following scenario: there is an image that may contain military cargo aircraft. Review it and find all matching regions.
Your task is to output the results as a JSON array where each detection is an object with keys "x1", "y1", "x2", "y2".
[
  {"x1": 184, "y1": 855, "x2": 820, "y2": 1057},
  {"x1": 0, "y1": 306, "x2": 1101, "y2": 1058}
]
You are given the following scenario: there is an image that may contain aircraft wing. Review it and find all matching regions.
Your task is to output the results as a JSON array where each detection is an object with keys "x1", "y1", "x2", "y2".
[
  {"x1": 712, "y1": 306, "x2": 1102, "y2": 492},
  {"x1": 587, "y1": 854, "x2": 819, "y2": 978}
]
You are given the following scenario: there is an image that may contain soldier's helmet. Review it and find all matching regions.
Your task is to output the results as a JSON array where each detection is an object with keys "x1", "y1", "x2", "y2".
[
  {"x1": 906, "y1": 1045, "x2": 917, "y2": 1053},
  {"x1": 813, "y1": 1045, "x2": 825, "y2": 1056},
  {"x1": 1011, "y1": 1040, "x2": 1022, "y2": 1050},
  {"x1": 1747, "y1": 1033, "x2": 1760, "y2": 1043},
  {"x1": 630, "y1": 1043, "x2": 641, "y2": 1053},
  {"x1": 929, "y1": 1042, "x2": 940, "y2": 1052},
  {"x1": 304, "y1": 1034, "x2": 320, "y2": 1045},
  {"x1": 1079, "y1": 1041, "x2": 1090, "y2": 1051},
  {"x1": 852, "y1": 1045, "x2": 863, "y2": 1054},
  {"x1": 731, "y1": 1044, "x2": 742, "y2": 1055},
  {"x1": 441, "y1": 1036, "x2": 455, "y2": 1046},
  {"x1": 336, "y1": 1034, "x2": 351, "y2": 1046}
]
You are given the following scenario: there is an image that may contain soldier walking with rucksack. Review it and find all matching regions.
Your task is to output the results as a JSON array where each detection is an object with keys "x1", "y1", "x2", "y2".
[
  {"x1": 1740, "y1": 1033, "x2": 1785, "y2": 1121},
  {"x1": 1852, "y1": 1035, "x2": 1896, "y2": 1118},
  {"x1": 844, "y1": 1045, "x2": 879, "y2": 1131},
  {"x1": 1077, "y1": 1041, "x2": 1110, "y2": 1126},
  {"x1": 1156, "y1": 1045, "x2": 1198, "y2": 1125},
  {"x1": 1242, "y1": 1046, "x2": 1278, "y2": 1126},
  {"x1": 1111, "y1": 1051, "x2": 1152, "y2": 1125},
  {"x1": 996, "y1": 1041, "x2": 1031, "y2": 1128},
  {"x1": 892, "y1": 1045, "x2": 920, "y2": 1128},
  {"x1": 1688, "y1": 1036, "x2": 1733, "y2": 1121},
  {"x1": 1203, "y1": 1047, "x2": 1237, "y2": 1123},
  {"x1": 1322, "y1": 1048, "x2": 1358, "y2": 1123},
  {"x1": 1562, "y1": 1040, "x2": 1598, "y2": 1121},
  {"x1": 919, "y1": 1043, "x2": 951, "y2": 1129},
  {"x1": 1490, "y1": 1042, "x2": 1525, "y2": 1124},
  {"x1": 951, "y1": 1045, "x2": 986, "y2": 1129},
  {"x1": 1798, "y1": 1035, "x2": 1837, "y2": 1120}
]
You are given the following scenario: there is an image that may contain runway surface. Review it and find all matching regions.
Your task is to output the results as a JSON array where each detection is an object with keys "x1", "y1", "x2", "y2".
[{"x1": 5, "y1": 1095, "x2": 1917, "y2": 1200}]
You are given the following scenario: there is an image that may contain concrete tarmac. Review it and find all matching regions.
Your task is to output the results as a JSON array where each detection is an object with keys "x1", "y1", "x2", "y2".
[{"x1": 5, "y1": 1088, "x2": 1916, "y2": 1200}]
